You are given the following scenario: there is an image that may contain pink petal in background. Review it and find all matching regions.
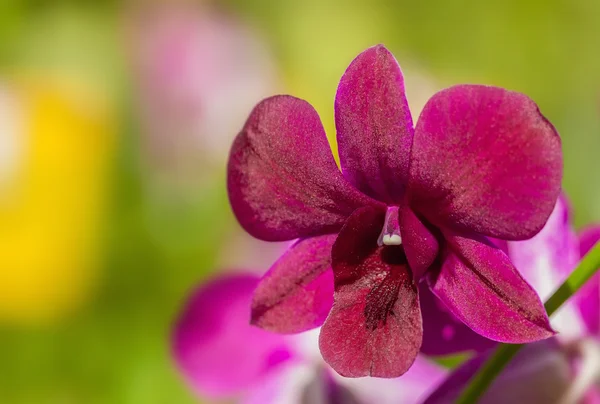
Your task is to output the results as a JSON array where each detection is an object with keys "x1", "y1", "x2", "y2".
[{"x1": 172, "y1": 274, "x2": 293, "y2": 399}]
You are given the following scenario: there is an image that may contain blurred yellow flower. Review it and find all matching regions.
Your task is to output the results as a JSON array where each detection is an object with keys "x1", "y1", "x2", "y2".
[{"x1": 0, "y1": 77, "x2": 114, "y2": 325}]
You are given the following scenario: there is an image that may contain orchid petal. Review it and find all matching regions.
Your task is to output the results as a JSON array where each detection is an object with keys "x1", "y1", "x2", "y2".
[
  {"x1": 320, "y1": 207, "x2": 422, "y2": 378},
  {"x1": 584, "y1": 388, "x2": 600, "y2": 404},
  {"x1": 489, "y1": 238, "x2": 509, "y2": 254},
  {"x1": 172, "y1": 274, "x2": 293, "y2": 398},
  {"x1": 580, "y1": 226, "x2": 600, "y2": 257},
  {"x1": 399, "y1": 207, "x2": 440, "y2": 279},
  {"x1": 507, "y1": 195, "x2": 587, "y2": 338},
  {"x1": 228, "y1": 95, "x2": 381, "y2": 241},
  {"x1": 576, "y1": 226, "x2": 600, "y2": 335},
  {"x1": 429, "y1": 231, "x2": 554, "y2": 343},
  {"x1": 508, "y1": 195, "x2": 579, "y2": 299},
  {"x1": 419, "y1": 282, "x2": 496, "y2": 355},
  {"x1": 410, "y1": 85, "x2": 562, "y2": 240},
  {"x1": 251, "y1": 235, "x2": 336, "y2": 333},
  {"x1": 335, "y1": 45, "x2": 414, "y2": 204},
  {"x1": 423, "y1": 340, "x2": 572, "y2": 404}
]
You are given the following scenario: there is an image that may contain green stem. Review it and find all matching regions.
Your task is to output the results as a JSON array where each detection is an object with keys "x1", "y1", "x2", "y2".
[
  {"x1": 455, "y1": 241, "x2": 600, "y2": 404},
  {"x1": 545, "y1": 242, "x2": 600, "y2": 317}
]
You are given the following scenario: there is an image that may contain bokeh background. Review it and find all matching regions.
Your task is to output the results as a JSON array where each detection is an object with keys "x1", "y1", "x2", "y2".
[{"x1": 0, "y1": 0, "x2": 599, "y2": 403}]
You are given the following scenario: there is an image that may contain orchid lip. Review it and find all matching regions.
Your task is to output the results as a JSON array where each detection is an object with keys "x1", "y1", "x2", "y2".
[{"x1": 378, "y1": 206, "x2": 402, "y2": 246}]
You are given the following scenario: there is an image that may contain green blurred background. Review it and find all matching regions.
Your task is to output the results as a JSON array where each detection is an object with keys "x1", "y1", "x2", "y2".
[{"x1": 0, "y1": 0, "x2": 598, "y2": 403}]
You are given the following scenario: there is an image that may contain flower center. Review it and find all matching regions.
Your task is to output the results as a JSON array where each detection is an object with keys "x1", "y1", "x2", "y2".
[{"x1": 378, "y1": 206, "x2": 401, "y2": 246}]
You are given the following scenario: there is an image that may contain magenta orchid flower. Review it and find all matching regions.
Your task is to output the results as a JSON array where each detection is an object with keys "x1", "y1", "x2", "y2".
[
  {"x1": 424, "y1": 195, "x2": 600, "y2": 404},
  {"x1": 227, "y1": 44, "x2": 563, "y2": 377},
  {"x1": 172, "y1": 273, "x2": 446, "y2": 404}
]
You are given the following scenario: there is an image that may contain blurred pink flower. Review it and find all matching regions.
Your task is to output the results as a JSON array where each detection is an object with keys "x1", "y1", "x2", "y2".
[
  {"x1": 125, "y1": 3, "x2": 283, "y2": 269},
  {"x1": 127, "y1": 3, "x2": 278, "y2": 181},
  {"x1": 172, "y1": 273, "x2": 446, "y2": 404}
]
